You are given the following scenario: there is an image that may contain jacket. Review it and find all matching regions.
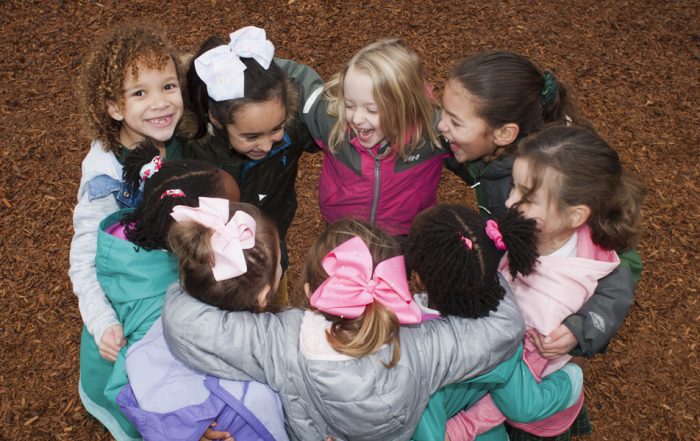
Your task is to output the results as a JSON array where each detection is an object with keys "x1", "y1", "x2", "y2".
[
  {"x1": 445, "y1": 153, "x2": 642, "y2": 357},
  {"x1": 162, "y1": 275, "x2": 525, "y2": 441},
  {"x1": 79, "y1": 209, "x2": 179, "y2": 441},
  {"x1": 182, "y1": 113, "x2": 317, "y2": 269},
  {"x1": 276, "y1": 58, "x2": 449, "y2": 236},
  {"x1": 69, "y1": 138, "x2": 181, "y2": 345}
]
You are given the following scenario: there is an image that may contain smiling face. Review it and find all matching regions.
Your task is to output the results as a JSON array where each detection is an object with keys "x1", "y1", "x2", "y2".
[
  {"x1": 107, "y1": 57, "x2": 183, "y2": 150},
  {"x1": 220, "y1": 98, "x2": 286, "y2": 161},
  {"x1": 506, "y1": 157, "x2": 577, "y2": 255},
  {"x1": 343, "y1": 66, "x2": 386, "y2": 149},
  {"x1": 438, "y1": 79, "x2": 499, "y2": 163}
]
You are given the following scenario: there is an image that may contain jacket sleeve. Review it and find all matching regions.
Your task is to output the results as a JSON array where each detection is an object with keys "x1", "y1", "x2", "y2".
[
  {"x1": 162, "y1": 285, "x2": 288, "y2": 389},
  {"x1": 419, "y1": 285, "x2": 525, "y2": 392},
  {"x1": 274, "y1": 57, "x2": 334, "y2": 149},
  {"x1": 68, "y1": 190, "x2": 120, "y2": 346},
  {"x1": 563, "y1": 255, "x2": 638, "y2": 357}
]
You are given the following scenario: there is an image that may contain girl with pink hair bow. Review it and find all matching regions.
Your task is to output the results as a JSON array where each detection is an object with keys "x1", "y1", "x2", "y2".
[{"x1": 162, "y1": 217, "x2": 528, "y2": 441}]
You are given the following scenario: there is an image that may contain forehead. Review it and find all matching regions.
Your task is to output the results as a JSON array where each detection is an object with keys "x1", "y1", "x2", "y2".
[
  {"x1": 442, "y1": 80, "x2": 481, "y2": 119},
  {"x1": 229, "y1": 99, "x2": 286, "y2": 132},
  {"x1": 343, "y1": 66, "x2": 375, "y2": 102}
]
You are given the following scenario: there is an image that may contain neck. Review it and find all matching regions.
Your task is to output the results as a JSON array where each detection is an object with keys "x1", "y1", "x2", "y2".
[{"x1": 537, "y1": 229, "x2": 576, "y2": 256}]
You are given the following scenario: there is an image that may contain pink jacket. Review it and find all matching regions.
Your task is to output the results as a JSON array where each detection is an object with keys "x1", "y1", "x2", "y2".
[{"x1": 317, "y1": 136, "x2": 447, "y2": 235}]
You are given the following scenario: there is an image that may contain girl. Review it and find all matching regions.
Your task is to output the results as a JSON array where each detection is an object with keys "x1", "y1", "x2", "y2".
[
  {"x1": 182, "y1": 26, "x2": 317, "y2": 303},
  {"x1": 162, "y1": 217, "x2": 526, "y2": 441},
  {"x1": 438, "y1": 51, "x2": 641, "y2": 387},
  {"x1": 407, "y1": 205, "x2": 584, "y2": 441},
  {"x1": 277, "y1": 38, "x2": 449, "y2": 236},
  {"x1": 70, "y1": 23, "x2": 185, "y2": 374},
  {"x1": 448, "y1": 125, "x2": 644, "y2": 439},
  {"x1": 117, "y1": 200, "x2": 287, "y2": 441},
  {"x1": 78, "y1": 142, "x2": 239, "y2": 441}
]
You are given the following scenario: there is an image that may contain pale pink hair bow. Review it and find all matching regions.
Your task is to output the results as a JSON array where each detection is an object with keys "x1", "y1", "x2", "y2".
[
  {"x1": 170, "y1": 197, "x2": 256, "y2": 281},
  {"x1": 194, "y1": 26, "x2": 275, "y2": 101},
  {"x1": 310, "y1": 236, "x2": 422, "y2": 324}
]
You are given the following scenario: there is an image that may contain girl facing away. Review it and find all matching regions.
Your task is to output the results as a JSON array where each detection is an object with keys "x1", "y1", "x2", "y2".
[
  {"x1": 182, "y1": 26, "x2": 317, "y2": 303},
  {"x1": 162, "y1": 217, "x2": 526, "y2": 441},
  {"x1": 70, "y1": 22, "x2": 185, "y2": 378},
  {"x1": 78, "y1": 141, "x2": 239, "y2": 441},
  {"x1": 447, "y1": 125, "x2": 644, "y2": 440},
  {"x1": 406, "y1": 205, "x2": 584, "y2": 441},
  {"x1": 276, "y1": 38, "x2": 449, "y2": 236},
  {"x1": 117, "y1": 200, "x2": 288, "y2": 441},
  {"x1": 438, "y1": 51, "x2": 642, "y2": 386}
]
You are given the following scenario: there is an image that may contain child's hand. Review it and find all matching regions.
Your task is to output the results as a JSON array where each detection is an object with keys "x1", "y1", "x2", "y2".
[
  {"x1": 528, "y1": 325, "x2": 578, "y2": 358},
  {"x1": 200, "y1": 421, "x2": 234, "y2": 441},
  {"x1": 99, "y1": 324, "x2": 126, "y2": 362}
]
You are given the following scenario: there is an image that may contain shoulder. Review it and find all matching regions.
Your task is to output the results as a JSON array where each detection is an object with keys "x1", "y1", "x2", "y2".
[{"x1": 80, "y1": 140, "x2": 121, "y2": 181}]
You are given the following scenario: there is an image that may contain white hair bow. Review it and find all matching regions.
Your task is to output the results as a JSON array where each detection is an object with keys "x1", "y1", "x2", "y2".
[{"x1": 194, "y1": 26, "x2": 275, "y2": 102}]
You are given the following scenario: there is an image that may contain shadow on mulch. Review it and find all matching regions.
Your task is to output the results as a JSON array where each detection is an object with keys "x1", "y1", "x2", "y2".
[{"x1": 0, "y1": 1, "x2": 698, "y2": 439}]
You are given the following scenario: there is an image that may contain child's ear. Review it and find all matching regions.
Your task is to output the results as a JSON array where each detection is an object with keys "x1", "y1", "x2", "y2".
[
  {"x1": 493, "y1": 123, "x2": 520, "y2": 146},
  {"x1": 411, "y1": 272, "x2": 425, "y2": 291},
  {"x1": 567, "y1": 205, "x2": 591, "y2": 229},
  {"x1": 303, "y1": 282, "x2": 311, "y2": 299},
  {"x1": 106, "y1": 100, "x2": 124, "y2": 121},
  {"x1": 257, "y1": 284, "x2": 271, "y2": 309},
  {"x1": 208, "y1": 110, "x2": 223, "y2": 129}
]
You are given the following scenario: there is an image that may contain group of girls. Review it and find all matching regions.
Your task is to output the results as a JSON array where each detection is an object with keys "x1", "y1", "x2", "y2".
[{"x1": 69, "y1": 20, "x2": 643, "y2": 441}]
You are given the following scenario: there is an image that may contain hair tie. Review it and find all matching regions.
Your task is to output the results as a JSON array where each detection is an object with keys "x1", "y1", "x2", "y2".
[
  {"x1": 540, "y1": 71, "x2": 557, "y2": 108},
  {"x1": 485, "y1": 219, "x2": 507, "y2": 250},
  {"x1": 160, "y1": 189, "x2": 186, "y2": 199},
  {"x1": 310, "y1": 236, "x2": 422, "y2": 324},
  {"x1": 457, "y1": 232, "x2": 473, "y2": 249},
  {"x1": 194, "y1": 26, "x2": 275, "y2": 102},
  {"x1": 139, "y1": 156, "x2": 163, "y2": 181},
  {"x1": 170, "y1": 197, "x2": 256, "y2": 281}
]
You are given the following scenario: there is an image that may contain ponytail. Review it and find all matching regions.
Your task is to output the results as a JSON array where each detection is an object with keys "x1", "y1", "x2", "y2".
[
  {"x1": 496, "y1": 208, "x2": 539, "y2": 279},
  {"x1": 122, "y1": 139, "x2": 161, "y2": 195},
  {"x1": 326, "y1": 302, "x2": 401, "y2": 368},
  {"x1": 591, "y1": 171, "x2": 645, "y2": 251}
]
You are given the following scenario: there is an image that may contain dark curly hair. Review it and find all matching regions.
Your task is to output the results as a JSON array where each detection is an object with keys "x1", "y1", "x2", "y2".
[
  {"x1": 76, "y1": 22, "x2": 183, "y2": 154},
  {"x1": 120, "y1": 140, "x2": 238, "y2": 250},
  {"x1": 407, "y1": 204, "x2": 538, "y2": 318}
]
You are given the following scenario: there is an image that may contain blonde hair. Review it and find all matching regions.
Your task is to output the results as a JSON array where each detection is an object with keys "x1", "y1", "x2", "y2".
[
  {"x1": 325, "y1": 39, "x2": 440, "y2": 159},
  {"x1": 299, "y1": 218, "x2": 403, "y2": 367},
  {"x1": 76, "y1": 23, "x2": 183, "y2": 154}
]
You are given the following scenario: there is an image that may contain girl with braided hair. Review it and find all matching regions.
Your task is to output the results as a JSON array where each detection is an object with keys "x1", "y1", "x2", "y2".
[
  {"x1": 78, "y1": 140, "x2": 239, "y2": 441},
  {"x1": 407, "y1": 204, "x2": 584, "y2": 441}
]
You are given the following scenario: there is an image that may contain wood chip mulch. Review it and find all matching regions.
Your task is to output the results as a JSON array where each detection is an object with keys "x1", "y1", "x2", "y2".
[{"x1": 1, "y1": 1, "x2": 697, "y2": 439}]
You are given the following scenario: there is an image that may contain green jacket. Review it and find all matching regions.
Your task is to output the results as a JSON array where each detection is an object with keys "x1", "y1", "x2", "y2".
[{"x1": 78, "y1": 209, "x2": 178, "y2": 440}]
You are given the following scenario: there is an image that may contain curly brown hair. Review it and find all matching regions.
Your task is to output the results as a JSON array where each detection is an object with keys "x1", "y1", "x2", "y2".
[{"x1": 76, "y1": 23, "x2": 182, "y2": 154}]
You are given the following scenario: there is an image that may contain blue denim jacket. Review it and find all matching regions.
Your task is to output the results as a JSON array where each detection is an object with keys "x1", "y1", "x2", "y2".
[{"x1": 85, "y1": 175, "x2": 142, "y2": 209}]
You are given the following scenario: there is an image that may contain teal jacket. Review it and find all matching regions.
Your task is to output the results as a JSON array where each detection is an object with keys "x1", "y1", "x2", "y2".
[{"x1": 78, "y1": 209, "x2": 178, "y2": 440}]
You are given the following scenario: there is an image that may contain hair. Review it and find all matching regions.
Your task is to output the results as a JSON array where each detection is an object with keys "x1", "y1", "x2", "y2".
[
  {"x1": 76, "y1": 23, "x2": 183, "y2": 154},
  {"x1": 119, "y1": 140, "x2": 238, "y2": 250},
  {"x1": 407, "y1": 204, "x2": 539, "y2": 318},
  {"x1": 186, "y1": 36, "x2": 298, "y2": 140},
  {"x1": 168, "y1": 202, "x2": 280, "y2": 312},
  {"x1": 516, "y1": 125, "x2": 644, "y2": 251},
  {"x1": 299, "y1": 218, "x2": 403, "y2": 368},
  {"x1": 449, "y1": 50, "x2": 589, "y2": 159},
  {"x1": 325, "y1": 38, "x2": 440, "y2": 159}
]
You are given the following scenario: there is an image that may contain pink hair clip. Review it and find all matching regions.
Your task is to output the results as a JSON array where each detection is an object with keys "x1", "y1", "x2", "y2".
[
  {"x1": 160, "y1": 189, "x2": 186, "y2": 199},
  {"x1": 457, "y1": 232, "x2": 473, "y2": 249},
  {"x1": 485, "y1": 220, "x2": 507, "y2": 250}
]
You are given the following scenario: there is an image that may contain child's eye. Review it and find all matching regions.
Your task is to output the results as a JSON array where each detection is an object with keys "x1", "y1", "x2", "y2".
[
  {"x1": 164, "y1": 83, "x2": 179, "y2": 91},
  {"x1": 367, "y1": 108, "x2": 379, "y2": 115},
  {"x1": 132, "y1": 90, "x2": 145, "y2": 97},
  {"x1": 451, "y1": 119, "x2": 461, "y2": 128},
  {"x1": 245, "y1": 135, "x2": 259, "y2": 141}
]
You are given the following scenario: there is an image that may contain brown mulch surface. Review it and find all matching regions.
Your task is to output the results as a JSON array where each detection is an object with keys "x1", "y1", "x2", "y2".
[{"x1": 1, "y1": 1, "x2": 698, "y2": 439}]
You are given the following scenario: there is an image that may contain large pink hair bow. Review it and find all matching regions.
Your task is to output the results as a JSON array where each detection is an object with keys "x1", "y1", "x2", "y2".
[
  {"x1": 170, "y1": 197, "x2": 256, "y2": 281},
  {"x1": 310, "y1": 236, "x2": 421, "y2": 324},
  {"x1": 194, "y1": 26, "x2": 275, "y2": 101}
]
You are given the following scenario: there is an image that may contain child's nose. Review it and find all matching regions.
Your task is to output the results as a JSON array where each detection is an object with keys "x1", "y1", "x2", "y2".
[
  {"x1": 352, "y1": 109, "x2": 365, "y2": 125},
  {"x1": 150, "y1": 91, "x2": 169, "y2": 109},
  {"x1": 437, "y1": 113, "x2": 448, "y2": 133}
]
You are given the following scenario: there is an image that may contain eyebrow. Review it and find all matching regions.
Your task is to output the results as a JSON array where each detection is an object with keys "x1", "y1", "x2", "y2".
[{"x1": 240, "y1": 118, "x2": 286, "y2": 137}]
